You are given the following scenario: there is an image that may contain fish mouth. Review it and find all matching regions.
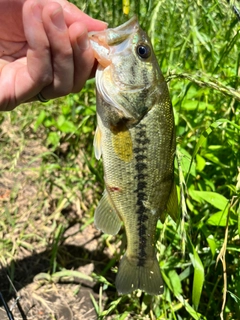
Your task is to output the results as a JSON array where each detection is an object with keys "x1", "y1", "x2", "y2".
[{"x1": 89, "y1": 16, "x2": 139, "y2": 67}]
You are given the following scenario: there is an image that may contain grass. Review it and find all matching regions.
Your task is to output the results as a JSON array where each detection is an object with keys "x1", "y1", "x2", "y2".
[{"x1": 0, "y1": 0, "x2": 240, "y2": 319}]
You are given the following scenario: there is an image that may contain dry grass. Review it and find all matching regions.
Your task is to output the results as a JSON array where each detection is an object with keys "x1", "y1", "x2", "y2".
[{"x1": 0, "y1": 103, "x2": 111, "y2": 320}]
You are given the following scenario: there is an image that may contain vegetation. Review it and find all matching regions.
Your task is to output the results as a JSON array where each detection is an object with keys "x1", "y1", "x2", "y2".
[{"x1": 0, "y1": 0, "x2": 239, "y2": 319}]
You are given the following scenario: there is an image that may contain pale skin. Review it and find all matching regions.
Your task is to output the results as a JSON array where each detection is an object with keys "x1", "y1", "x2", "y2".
[{"x1": 0, "y1": 0, "x2": 107, "y2": 111}]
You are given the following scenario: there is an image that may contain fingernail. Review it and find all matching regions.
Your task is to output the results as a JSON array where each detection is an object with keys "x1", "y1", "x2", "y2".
[
  {"x1": 32, "y1": 3, "x2": 42, "y2": 22},
  {"x1": 51, "y1": 8, "x2": 66, "y2": 31},
  {"x1": 77, "y1": 31, "x2": 89, "y2": 50},
  {"x1": 98, "y1": 21, "x2": 109, "y2": 28}
]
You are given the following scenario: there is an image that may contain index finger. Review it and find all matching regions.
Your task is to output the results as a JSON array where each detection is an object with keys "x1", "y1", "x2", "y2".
[{"x1": 41, "y1": 0, "x2": 108, "y2": 31}]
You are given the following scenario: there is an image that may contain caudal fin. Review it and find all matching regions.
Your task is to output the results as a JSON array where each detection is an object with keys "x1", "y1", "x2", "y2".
[{"x1": 115, "y1": 254, "x2": 164, "y2": 295}]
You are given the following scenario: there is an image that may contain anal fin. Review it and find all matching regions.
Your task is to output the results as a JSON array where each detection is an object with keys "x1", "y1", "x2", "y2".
[{"x1": 94, "y1": 190, "x2": 122, "y2": 235}]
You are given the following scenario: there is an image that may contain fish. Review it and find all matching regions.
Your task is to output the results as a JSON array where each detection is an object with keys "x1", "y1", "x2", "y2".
[{"x1": 89, "y1": 16, "x2": 178, "y2": 295}]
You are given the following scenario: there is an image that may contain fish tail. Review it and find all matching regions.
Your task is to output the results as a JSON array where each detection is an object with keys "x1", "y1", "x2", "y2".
[{"x1": 115, "y1": 254, "x2": 164, "y2": 295}]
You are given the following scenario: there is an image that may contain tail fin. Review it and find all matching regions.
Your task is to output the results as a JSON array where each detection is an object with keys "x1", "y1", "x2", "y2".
[{"x1": 115, "y1": 254, "x2": 164, "y2": 295}]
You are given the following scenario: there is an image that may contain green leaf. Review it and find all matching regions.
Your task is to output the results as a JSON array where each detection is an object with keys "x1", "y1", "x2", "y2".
[
  {"x1": 58, "y1": 120, "x2": 77, "y2": 133},
  {"x1": 181, "y1": 100, "x2": 214, "y2": 111},
  {"x1": 46, "y1": 132, "x2": 60, "y2": 148},
  {"x1": 57, "y1": 115, "x2": 77, "y2": 133},
  {"x1": 191, "y1": 120, "x2": 223, "y2": 160},
  {"x1": 206, "y1": 235, "x2": 217, "y2": 257},
  {"x1": 188, "y1": 236, "x2": 204, "y2": 310},
  {"x1": 177, "y1": 146, "x2": 196, "y2": 177},
  {"x1": 189, "y1": 190, "x2": 229, "y2": 211},
  {"x1": 207, "y1": 210, "x2": 237, "y2": 227},
  {"x1": 237, "y1": 168, "x2": 240, "y2": 191},
  {"x1": 228, "y1": 290, "x2": 240, "y2": 303},
  {"x1": 176, "y1": 294, "x2": 206, "y2": 320},
  {"x1": 34, "y1": 109, "x2": 46, "y2": 131},
  {"x1": 238, "y1": 204, "x2": 240, "y2": 236},
  {"x1": 44, "y1": 117, "x2": 56, "y2": 127},
  {"x1": 61, "y1": 104, "x2": 71, "y2": 115},
  {"x1": 216, "y1": 118, "x2": 240, "y2": 131},
  {"x1": 119, "y1": 312, "x2": 130, "y2": 320},
  {"x1": 162, "y1": 269, "x2": 182, "y2": 296},
  {"x1": 90, "y1": 293, "x2": 99, "y2": 314},
  {"x1": 196, "y1": 154, "x2": 206, "y2": 172},
  {"x1": 100, "y1": 297, "x2": 123, "y2": 316},
  {"x1": 203, "y1": 152, "x2": 229, "y2": 168}
]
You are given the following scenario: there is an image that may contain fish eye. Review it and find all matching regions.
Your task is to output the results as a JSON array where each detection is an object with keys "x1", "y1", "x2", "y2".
[{"x1": 136, "y1": 44, "x2": 151, "y2": 59}]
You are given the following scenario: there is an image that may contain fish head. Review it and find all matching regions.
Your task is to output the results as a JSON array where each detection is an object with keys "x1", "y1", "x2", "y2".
[{"x1": 89, "y1": 16, "x2": 167, "y2": 125}]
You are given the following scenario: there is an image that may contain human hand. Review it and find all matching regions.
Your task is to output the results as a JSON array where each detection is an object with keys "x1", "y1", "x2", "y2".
[{"x1": 0, "y1": 0, "x2": 107, "y2": 111}]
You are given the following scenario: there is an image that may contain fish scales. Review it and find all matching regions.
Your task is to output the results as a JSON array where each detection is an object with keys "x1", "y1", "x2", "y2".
[{"x1": 90, "y1": 17, "x2": 178, "y2": 295}]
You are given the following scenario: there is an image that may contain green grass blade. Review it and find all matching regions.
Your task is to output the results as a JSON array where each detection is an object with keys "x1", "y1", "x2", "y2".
[{"x1": 187, "y1": 235, "x2": 205, "y2": 311}]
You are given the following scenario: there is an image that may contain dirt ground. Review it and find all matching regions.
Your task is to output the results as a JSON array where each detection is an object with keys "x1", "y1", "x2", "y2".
[
  {"x1": 0, "y1": 232, "x2": 110, "y2": 320},
  {"x1": 0, "y1": 117, "x2": 119, "y2": 320}
]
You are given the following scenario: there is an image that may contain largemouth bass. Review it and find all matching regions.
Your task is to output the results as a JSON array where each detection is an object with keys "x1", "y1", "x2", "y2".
[{"x1": 90, "y1": 17, "x2": 178, "y2": 295}]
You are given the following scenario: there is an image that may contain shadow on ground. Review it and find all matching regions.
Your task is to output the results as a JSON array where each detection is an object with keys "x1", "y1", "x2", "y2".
[{"x1": 0, "y1": 242, "x2": 118, "y2": 320}]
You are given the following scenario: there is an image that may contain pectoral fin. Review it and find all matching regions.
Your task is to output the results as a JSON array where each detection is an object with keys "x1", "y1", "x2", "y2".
[
  {"x1": 93, "y1": 125, "x2": 102, "y2": 160},
  {"x1": 94, "y1": 190, "x2": 122, "y2": 235},
  {"x1": 166, "y1": 181, "x2": 178, "y2": 221}
]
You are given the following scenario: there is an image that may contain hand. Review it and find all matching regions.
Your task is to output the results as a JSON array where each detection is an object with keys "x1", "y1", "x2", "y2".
[{"x1": 0, "y1": 0, "x2": 107, "y2": 111}]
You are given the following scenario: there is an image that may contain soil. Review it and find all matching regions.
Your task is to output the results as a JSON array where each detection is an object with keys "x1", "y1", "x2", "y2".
[{"x1": 0, "y1": 117, "x2": 118, "y2": 320}]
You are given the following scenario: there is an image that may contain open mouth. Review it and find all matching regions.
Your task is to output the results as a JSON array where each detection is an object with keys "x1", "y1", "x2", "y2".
[{"x1": 89, "y1": 16, "x2": 139, "y2": 67}]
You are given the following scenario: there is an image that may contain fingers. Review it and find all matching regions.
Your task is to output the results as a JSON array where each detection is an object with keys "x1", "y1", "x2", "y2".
[
  {"x1": 0, "y1": 0, "x2": 107, "y2": 110},
  {"x1": 5, "y1": 0, "x2": 53, "y2": 108},
  {"x1": 40, "y1": 2, "x2": 75, "y2": 99},
  {"x1": 23, "y1": 1, "x2": 53, "y2": 86},
  {"x1": 62, "y1": 6, "x2": 108, "y2": 31},
  {"x1": 40, "y1": 2, "x2": 97, "y2": 98},
  {"x1": 68, "y1": 22, "x2": 95, "y2": 93},
  {"x1": 42, "y1": 0, "x2": 108, "y2": 31}
]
